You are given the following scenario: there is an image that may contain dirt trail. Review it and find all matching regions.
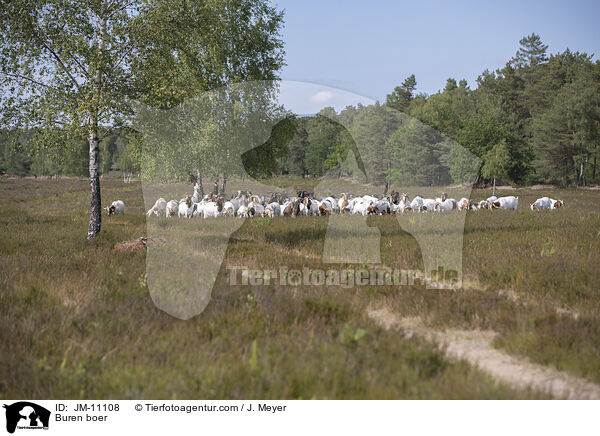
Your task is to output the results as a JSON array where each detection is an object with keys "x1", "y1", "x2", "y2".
[{"x1": 368, "y1": 308, "x2": 600, "y2": 400}]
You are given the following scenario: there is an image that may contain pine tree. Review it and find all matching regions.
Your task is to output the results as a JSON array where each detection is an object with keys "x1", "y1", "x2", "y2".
[
  {"x1": 511, "y1": 33, "x2": 548, "y2": 68},
  {"x1": 386, "y1": 74, "x2": 417, "y2": 112}
]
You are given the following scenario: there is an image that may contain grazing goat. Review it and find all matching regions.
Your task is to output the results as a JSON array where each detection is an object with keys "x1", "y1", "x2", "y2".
[
  {"x1": 192, "y1": 201, "x2": 206, "y2": 217},
  {"x1": 248, "y1": 201, "x2": 265, "y2": 217},
  {"x1": 318, "y1": 201, "x2": 331, "y2": 216},
  {"x1": 458, "y1": 198, "x2": 470, "y2": 211},
  {"x1": 351, "y1": 199, "x2": 370, "y2": 216},
  {"x1": 420, "y1": 198, "x2": 437, "y2": 212},
  {"x1": 531, "y1": 197, "x2": 564, "y2": 211},
  {"x1": 490, "y1": 196, "x2": 519, "y2": 210},
  {"x1": 530, "y1": 197, "x2": 551, "y2": 211},
  {"x1": 147, "y1": 198, "x2": 167, "y2": 217},
  {"x1": 222, "y1": 201, "x2": 236, "y2": 217},
  {"x1": 338, "y1": 193, "x2": 350, "y2": 213},
  {"x1": 375, "y1": 199, "x2": 391, "y2": 214},
  {"x1": 166, "y1": 200, "x2": 179, "y2": 217},
  {"x1": 322, "y1": 197, "x2": 338, "y2": 213},
  {"x1": 478, "y1": 200, "x2": 492, "y2": 210},
  {"x1": 203, "y1": 202, "x2": 221, "y2": 218},
  {"x1": 266, "y1": 202, "x2": 281, "y2": 217},
  {"x1": 105, "y1": 200, "x2": 125, "y2": 216},
  {"x1": 237, "y1": 205, "x2": 249, "y2": 218},
  {"x1": 410, "y1": 195, "x2": 424, "y2": 211},
  {"x1": 435, "y1": 198, "x2": 457, "y2": 212},
  {"x1": 178, "y1": 196, "x2": 194, "y2": 218}
]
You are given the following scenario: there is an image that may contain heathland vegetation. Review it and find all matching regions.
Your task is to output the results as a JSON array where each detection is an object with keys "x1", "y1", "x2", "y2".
[{"x1": 1, "y1": 176, "x2": 599, "y2": 398}]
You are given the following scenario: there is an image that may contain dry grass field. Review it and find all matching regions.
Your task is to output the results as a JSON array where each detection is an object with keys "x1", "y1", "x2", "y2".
[{"x1": 1, "y1": 175, "x2": 599, "y2": 399}]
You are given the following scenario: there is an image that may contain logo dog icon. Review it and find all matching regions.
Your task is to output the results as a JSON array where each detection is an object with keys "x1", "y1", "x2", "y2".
[
  {"x1": 3, "y1": 402, "x2": 50, "y2": 434},
  {"x1": 134, "y1": 81, "x2": 480, "y2": 320}
]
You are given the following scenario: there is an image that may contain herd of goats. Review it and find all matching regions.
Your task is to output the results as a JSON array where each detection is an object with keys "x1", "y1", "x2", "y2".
[{"x1": 104, "y1": 190, "x2": 565, "y2": 217}]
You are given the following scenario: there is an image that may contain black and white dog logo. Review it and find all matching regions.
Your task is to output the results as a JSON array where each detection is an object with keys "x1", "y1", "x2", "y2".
[{"x1": 3, "y1": 402, "x2": 50, "y2": 434}]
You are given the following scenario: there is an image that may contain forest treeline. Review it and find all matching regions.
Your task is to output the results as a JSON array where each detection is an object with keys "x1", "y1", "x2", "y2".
[
  {"x1": 276, "y1": 34, "x2": 600, "y2": 187},
  {"x1": 2, "y1": 34, "x2": 599, "y2": 187}
]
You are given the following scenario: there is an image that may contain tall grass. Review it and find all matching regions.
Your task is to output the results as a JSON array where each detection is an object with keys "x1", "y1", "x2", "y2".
[{"x1": 1, "y1": 176, "x2": 597, "y2": 398}]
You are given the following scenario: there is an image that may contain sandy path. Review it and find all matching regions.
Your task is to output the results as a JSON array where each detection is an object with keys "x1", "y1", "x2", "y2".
[{"x1": 368, "y1": 308, "x2": 600, "y2": 400}]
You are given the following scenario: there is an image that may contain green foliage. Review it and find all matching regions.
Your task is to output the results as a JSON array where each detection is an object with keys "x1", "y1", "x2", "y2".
[
  {"x1": 249, "y1": 340, "x2": 259, "y2": 370},
  {"x1": 243, "y1": 115, "x2": 297, "y2": 179},
  {"x1": 388, "y1": 118, "x2": 452, "y2": 186},
  {"x1": 531, "y1": 65, "x2": 600, "y2": 186},
  {"x1": 448, "y1": 144, "x2": 480, "y2": 184},
  {"x1": 481, "y1": 139, "x2": 512, "y2": 182},
  {"x1": 339, "y1": 324, "x2": 367, "y2": 346},
  {"x1": 510, "y1": 33, "x2": 548, "y2": 69},
  {"x1": 349, "y1": 102, "x2": 400, "y2": 186},
  {"x1": 386, "y1": 74, "x2": 416, "y2": 112}
]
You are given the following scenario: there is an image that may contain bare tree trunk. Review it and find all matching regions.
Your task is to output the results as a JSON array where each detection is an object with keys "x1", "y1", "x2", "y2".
[
  {"x1": 492, "y1": 176, "x2": 496, "y2": 197},
  {"x1": 593, "y1": 155, "x2": 597, "y2": 182},
  {"x1": 87, "y1": 6, "x2": 106, "y2": 240},
  {"x1": 220, "y1": 176, "x2": 227, "y2": 195},
  {"x1": 577, "y1": 160, "x2": 584, "y2": 187},
  {"x1": 384, "y1": 160, "x2": 391, "y2": 194},
  {"x1": 87, "y1": 123, "x2": 102, "y2": 240},
  {"x1": 213, "y1": 176, "x2": 219, "y2": 195},
  {"x1": 192, "y1": 169, "x2": 204, "y2": 203}
]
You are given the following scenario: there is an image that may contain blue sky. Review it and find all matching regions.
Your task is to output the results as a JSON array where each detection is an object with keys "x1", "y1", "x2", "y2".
[{"x1": 275, "y1": 0, "x2": 600, "y2": 112}]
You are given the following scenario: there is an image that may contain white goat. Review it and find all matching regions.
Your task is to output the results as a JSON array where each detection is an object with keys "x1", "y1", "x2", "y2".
[
  {"x1": 203, "y1": 202, "x2": 221, "y2": 218},
  {"x1": 178, "y1": 196, "x2": 194, "y2": 218},
  {"x1": 531, "y1": 197, "x2": 564, "y2": 211},
  {"x1": 237, "y1": 205, "x2": 249, "y2": 218},
  {"x1": 147, "y1": 197, "x2": 167, "y2": 217},
  {"x1": 248, "y1": 201, "x2": 265, "y2": 217},
  {"x1": 166, "y1": 200, "x2": 179, "y2": 217},
  {"x1": 222, "y1": 201, "x2": 236, "y2": 217},
  {"x1": 265, "y1": 202, "x2": 281, "y2": 217},
  {"x1": 435, "y1": 198, "x2": 457, "y2": 212},
  {"x1": 105, "y1": 200, "x2": 125, "y2": 216},
  {"x1": 530, "y1": 197, "x2": 551, "y2": 211},
  {"x1": 410, "y1": 195, "x2": 424, "y2": 211},
  {"x1": 421, "y1": 198, "x2": 437, "y2": 212},
  {"x1": 491, "y1": 196, "x2": 519, "y2": 210}
]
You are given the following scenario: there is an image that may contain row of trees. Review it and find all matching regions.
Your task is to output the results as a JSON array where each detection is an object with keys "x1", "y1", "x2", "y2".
[
  {"x1": 274, "y1": 103, "x2": 471, "y2": 189},
  {"x1": 0, "y1": 129, "x2": 134, "y2": 178},
  {"x1": 275, "y1": 34, "x2": 599, "y2": 188}
]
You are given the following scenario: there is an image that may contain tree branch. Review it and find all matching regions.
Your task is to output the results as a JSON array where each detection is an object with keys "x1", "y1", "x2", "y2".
[
  {"x1": 26, "y1": 16, "x2": 83, "y2": 92},
  {"x1": 68, "y1": 54, "x2": 90, "y2": 81},
  {"x1": 107, "y1": 0, "x2": 138, "y2": 19},
  {"x1": 110, "y1": 45, "x2": 134, "y2": 76},
  {"x1": 0, "y1": 72, "x2": 53, "y2": 90}
]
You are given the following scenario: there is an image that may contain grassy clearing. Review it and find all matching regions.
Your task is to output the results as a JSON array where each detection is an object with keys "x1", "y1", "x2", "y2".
[{"x1": 1, "y1": 176, "x2": 598, "y2": 398}]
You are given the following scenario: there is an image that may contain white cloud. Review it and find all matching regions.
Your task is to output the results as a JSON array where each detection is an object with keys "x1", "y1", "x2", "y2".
[
  {"x1": 278, "y1": 81, "x2": 375, "y2": 115},
  {"x1": 310, "y1": 91, "x2": 333, "y2": 103}
]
